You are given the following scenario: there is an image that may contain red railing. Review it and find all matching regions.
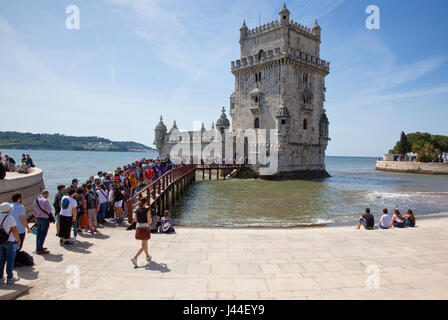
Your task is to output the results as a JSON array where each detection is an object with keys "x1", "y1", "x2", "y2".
[{"x1": 126, "y1": 164, "x2": 196, "y2": 222}]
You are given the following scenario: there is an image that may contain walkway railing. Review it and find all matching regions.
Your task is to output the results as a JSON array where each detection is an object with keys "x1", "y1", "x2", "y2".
[{"x1": 126, "y1": 163, "x2": 248, "y2": 222}]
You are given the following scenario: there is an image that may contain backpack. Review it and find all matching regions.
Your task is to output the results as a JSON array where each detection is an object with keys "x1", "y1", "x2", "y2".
[
  {"x1": 86, "y1": 192, "x2": 98, "y2": 209},
  {"x1": 159, "y1": 217, "x2": 174, "y2": 233},
  {"x1": 0, "y1": 215, "x2": 12, "y2": 245},
  {"x1": 15, "y1": 250, "x2": 34, "y2": 267}
]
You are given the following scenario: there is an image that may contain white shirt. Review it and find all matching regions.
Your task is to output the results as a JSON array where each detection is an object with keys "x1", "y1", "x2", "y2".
[
  {"x1": 96, "y1": 189, "x2": 108, "y2": 204},
  {"x1": 0, "y1": 213, "x2": 17, "y2": 242},
  {"x1": 60, "y1": 196, "x2": 78, "y2": 217},
  {"x1": 108, "y1": 189, "x2": 114, "y2": 202},
  {"x1": 380, "y1": 214, "x2": 392, "y2": 227}
]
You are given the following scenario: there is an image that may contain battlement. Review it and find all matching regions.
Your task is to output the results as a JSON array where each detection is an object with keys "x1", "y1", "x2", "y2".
[
  {"x1": 243, "y1": 19, "x2": 319, "y2": 41},
  {"x1": 231, "y1": 47, "x2": 329, "y2": 73}
]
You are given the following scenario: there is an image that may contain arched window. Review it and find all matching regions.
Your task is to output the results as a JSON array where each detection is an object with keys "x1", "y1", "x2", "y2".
[
  {"x1": 303, "y1": 73, "x2": 308, "y2": 84},
  {"x1": 303, "y1": 119, "x2": 307, "y2": 130},
  {"x1": 254, "y1": 118, "x2": 260, "y2": 129},
  {"x1": 258, "y1": 49, "x2": 264, "y2": 60}
]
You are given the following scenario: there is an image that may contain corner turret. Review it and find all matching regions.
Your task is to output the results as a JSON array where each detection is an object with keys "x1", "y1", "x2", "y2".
[
  {"x1": 154, "y1": 115, "x2": 167, "y2": 154},
  {"x1": 240, "y1": 20, "x2": 249, "y2": 41},
  {"x1": 216, "y1": 107, "x2": 230, "y2": 132},
  {"x1": 279, "y1": 3, "x2": 290, "y2": 26}
]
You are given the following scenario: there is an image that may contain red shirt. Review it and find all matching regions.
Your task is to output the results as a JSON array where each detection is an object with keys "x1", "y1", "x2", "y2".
[{"x1": 144, "y1": 168, "x2": 154, "y2": 179}]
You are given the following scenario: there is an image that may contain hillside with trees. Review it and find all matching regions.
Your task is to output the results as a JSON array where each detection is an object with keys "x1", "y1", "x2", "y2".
[
  {"x1": 390, "y1": 132, "x2": 448, "y2": 162},
  {"x1": 0, "y1": 131, "x2": 155, "y2": 152}
]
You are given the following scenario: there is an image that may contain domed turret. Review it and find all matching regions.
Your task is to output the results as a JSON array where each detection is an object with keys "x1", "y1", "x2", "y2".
[
  {"x1": 240, "y1": 20, "x2": 249, "y2": 41},
  {"x1": 216, "y1": 107, "x2": 230, "y2": 131},
  {"x1": 312, "y1": 19, "x2": 321, "y2": 37},
  {"x1": 168, "y1": 120, "x2": 178, "y2": 134},
  {"x1": 279, "y1": 2, "x2": 290, "y2": 25},
  {"x1": 154, "y1": 116, "x2": 167, "y2": 152}
]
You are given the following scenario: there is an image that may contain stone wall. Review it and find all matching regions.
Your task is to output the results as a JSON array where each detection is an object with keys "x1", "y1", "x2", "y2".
[
  {"x1": 376, "y1": 161, "x2": 448, "y2": 175},
  {"x1": 0, "y1": 168, "x2": 46, "y2": 217}
]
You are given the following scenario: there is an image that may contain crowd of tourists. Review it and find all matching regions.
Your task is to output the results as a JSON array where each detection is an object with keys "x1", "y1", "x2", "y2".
[
  {"x1": 0, "y1": 152, "x2": 35, "y2": 179},
  {"x1": 0, "y1": 156, "x2": 177, "y2": 284},
  {"x1": 356, "y1": 208, "x2": 417, "y2": 230}
]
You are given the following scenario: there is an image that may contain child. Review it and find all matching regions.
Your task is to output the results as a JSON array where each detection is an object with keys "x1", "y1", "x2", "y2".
[{"x1": 159, "y1": 210, "x2": 175, "y2": 233}]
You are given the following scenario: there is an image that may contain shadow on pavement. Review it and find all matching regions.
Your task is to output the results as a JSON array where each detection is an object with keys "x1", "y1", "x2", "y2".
[
  {"x1": 15, "y1": 265, "x2": 39, "y2": 281},
  {"x1": 136, "y1": 261, "x2": 171, "y2": 273}
]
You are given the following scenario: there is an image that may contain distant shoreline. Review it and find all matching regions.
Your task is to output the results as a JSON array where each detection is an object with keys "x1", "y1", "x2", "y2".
[{"x1": 0, "y1": 147, "x2": 157, "y2": 153}]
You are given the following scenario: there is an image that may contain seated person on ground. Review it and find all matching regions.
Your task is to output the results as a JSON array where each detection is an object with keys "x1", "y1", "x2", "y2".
[
  {"x1": 356, "y1": 208, "x2": 375, "y2": 230},
  {"x1": 150, "y1": 208, "x2": 159, "y2": 233},
  {"x1": 377, "y1": 208, "x2": 392, "y2": 229},
  {"x1": 159, "y1": 210, "x2": 175, "y2": 233},
  {"x1": 390, "y1": 209, "x2": 405, "y2": 228},
  {"x1": 404, "y1": 209, "x2": 416, "y2": 227}
]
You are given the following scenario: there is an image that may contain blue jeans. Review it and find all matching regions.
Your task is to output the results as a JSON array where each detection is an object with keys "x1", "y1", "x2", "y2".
[
  {"x1": 0, "y1": 241, "x2": 16, "y2": 280},
  {"x1": 73, "y1": 220, "x2": 78, "y2": 238},
  {"x1": 97, "y1": 202, "x2": 107, "y2": 223},
  {"x1": 36, "y1": 217, "x2": 50, "y2": 251}
]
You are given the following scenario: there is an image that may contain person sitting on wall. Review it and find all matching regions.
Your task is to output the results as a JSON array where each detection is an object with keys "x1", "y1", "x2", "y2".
[
  {"x1": 0, "y1": 157, "x2": 6, "y2": 180},
  {"x1": 17, "y1": 160, "x2": 28, "y2": 174},
  {"x1": 390, "y1": 209, "x2": 405, "y2": 228},
  {"x1": 356, "y1": 208, "x2": 375, "y2": 230},
  {"x1": 377, "y1": 208, "x2": 392, "y2": 229},
  {"x1": 403, "y1": 209, "x2": 416, "y2": 227}
]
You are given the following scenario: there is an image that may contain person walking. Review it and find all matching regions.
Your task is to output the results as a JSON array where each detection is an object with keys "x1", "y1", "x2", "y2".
[
  {"x1": 84, "y1": 184, "x2": 99, "y2": 234},
  {"x1": 131, "y1": 198, "x2": 152, "y2": 267},
  {"x1": 32, "y1": 190, "x2": 53, "y2": 254},
  {"x1": 0, "y1": 202, "x2": 21, "y2": 284},
  {"x1": 10, "y1": 193, "x2": 30, "y2": 252}
]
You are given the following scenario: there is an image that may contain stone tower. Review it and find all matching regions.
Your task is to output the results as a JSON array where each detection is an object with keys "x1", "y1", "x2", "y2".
[{"x1": 230, "y1": 3, "x2": 331, "y2": 177}]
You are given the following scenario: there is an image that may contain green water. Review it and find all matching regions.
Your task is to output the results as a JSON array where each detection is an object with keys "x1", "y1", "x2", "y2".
[{"x1": 1, "y1": 150, "x2": 447, "y2": 227}]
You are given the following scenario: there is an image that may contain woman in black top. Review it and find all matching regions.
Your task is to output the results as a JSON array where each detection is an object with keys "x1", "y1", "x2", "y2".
[{"x1": 131, "y1": 198, "x2": 152, "y2": 267}]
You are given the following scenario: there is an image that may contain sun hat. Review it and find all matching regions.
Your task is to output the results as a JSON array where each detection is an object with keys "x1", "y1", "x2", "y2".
[{"x1": 0, "y1": 202, "x2": 12, "y2": 213}]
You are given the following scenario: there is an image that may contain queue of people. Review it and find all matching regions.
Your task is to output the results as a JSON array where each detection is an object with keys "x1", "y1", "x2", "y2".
[
  {"x1": 357, "y1": 208, "x2": 416, "y2": 230},
  {"x1": 0, "y1": 157, "x2": 178, "y2": 284}
]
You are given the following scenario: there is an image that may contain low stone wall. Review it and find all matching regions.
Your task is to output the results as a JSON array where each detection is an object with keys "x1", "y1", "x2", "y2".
[
  {"x1": 0, "y1": 168, "x2": 46, "y2": 217},
  {"x1": 376, "y1": 161, "x2": 448, "y2": 175}
]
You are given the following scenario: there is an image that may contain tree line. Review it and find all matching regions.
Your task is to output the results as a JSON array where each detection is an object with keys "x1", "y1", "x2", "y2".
[
  {"x1": 390, "y1": 132, "x2": 448, "y2": 162},
  {"x1": 0, "y1": 131, "x2": 153, "y2": 152}
]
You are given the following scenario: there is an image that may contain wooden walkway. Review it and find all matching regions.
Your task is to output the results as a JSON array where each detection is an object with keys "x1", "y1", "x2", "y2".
[{"x1": 126, "y1": 164, "x2": 247, "y2": 222}]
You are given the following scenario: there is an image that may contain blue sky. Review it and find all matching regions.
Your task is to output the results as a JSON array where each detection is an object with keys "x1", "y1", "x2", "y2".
[{"x1": 0, "y1": 0, "x2": 447, "y2": 156}]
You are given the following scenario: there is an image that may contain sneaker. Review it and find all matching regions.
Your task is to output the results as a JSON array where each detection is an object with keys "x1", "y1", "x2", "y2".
[
  {"x1": 6, "y1": 276, "x2": 19, "y2": 284},
  {"x1": 146, "y1": 255, "x2": 152, "y2": 263},
  {"x1": 131, "y1": 257, "x2": 138, "y2": 267},
  {"x1": 90, "y1": 229, "x2": 95, "y2": 235},
  {"x1": 62, "y1": 241, "x2": 72, "y2": 246},
  {"x1": 77, "y1": 229, "x2": 83, "y2": 233}
]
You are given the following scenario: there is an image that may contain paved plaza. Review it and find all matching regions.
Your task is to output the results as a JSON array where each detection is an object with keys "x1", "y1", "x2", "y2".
[{"x1": 1, "y1": 214, "x2": 447, "y2": 300}]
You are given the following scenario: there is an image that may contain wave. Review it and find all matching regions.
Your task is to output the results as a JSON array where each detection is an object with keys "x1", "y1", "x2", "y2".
[{"x1": 364, "y1": 190, "x2": 448, "y2": 202}]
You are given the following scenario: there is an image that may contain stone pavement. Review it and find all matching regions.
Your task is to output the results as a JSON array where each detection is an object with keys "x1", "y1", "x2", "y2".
[{"x1": 2, "y1": 214, "x2": 447, "y2": 300}]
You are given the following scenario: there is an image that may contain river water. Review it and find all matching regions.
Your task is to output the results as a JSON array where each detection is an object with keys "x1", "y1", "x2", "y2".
[{"x1": 2, "y1": 149, "x2": 448, "y2": 227}]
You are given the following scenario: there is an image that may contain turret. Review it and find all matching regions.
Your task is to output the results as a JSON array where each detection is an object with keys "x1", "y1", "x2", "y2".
[
  {"x1": 154, "y1": 115, "x2": 167, "y2": 153},
  {"x1": 279, "y1": 3, "x2": 290, "y2": 26},
  {"x1": 216, "y1": 107, "x2": 230, "y2": 132},
  {"x1": 168, "y1": 120, "x2": 178, "y2": 134},
  {"x1": 276, "y1": 105, "x2": 290, "y2": 139},
  {"x1": 312, "y1": 19, "x2": 321, "y2": 39},
  {"x1": 240, "y1": 20, "x2": 249, "y2": 41}
]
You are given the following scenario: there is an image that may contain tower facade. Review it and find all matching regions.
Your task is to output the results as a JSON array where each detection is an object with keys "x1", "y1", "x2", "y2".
[
  {"x1": 230, "y1": 4, "x2": 330, "y2": 177},
  {"x1": 155, "y1": 4, "x2": 330, "y2": 178}
]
